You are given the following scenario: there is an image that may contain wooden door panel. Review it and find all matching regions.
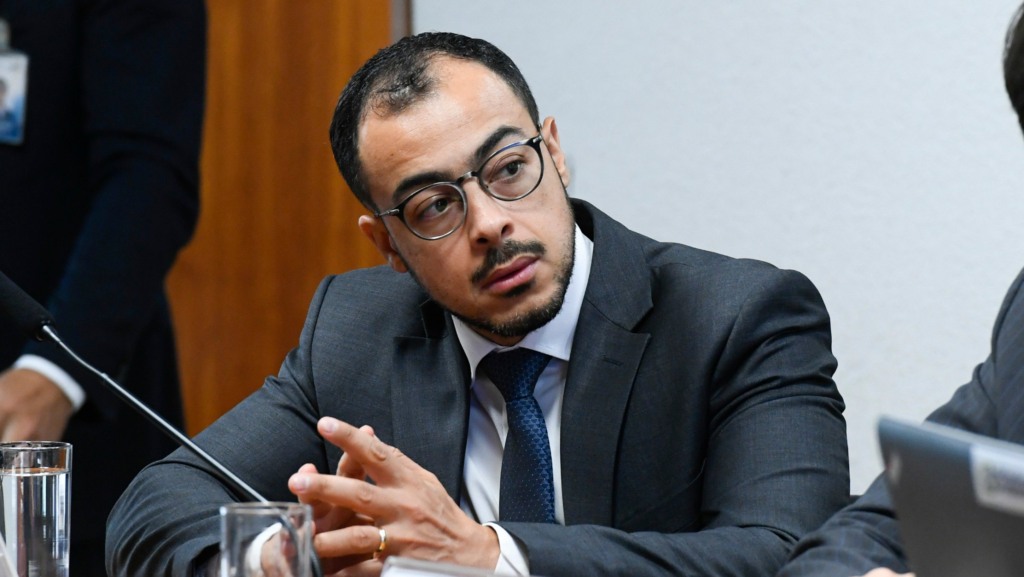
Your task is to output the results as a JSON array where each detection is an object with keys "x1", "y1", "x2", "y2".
[{"x1": 170, "y1": 1, "x2": 405, "y2": 434}]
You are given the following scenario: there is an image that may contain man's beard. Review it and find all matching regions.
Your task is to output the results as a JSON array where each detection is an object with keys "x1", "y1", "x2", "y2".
[{"x1": 404, "y1": 229, "x2": 576, "y2": 340}]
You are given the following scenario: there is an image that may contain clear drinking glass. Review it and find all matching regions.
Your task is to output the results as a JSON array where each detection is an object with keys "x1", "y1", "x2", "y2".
[
  {"x1": 0, "y1": 442, "x2": 72, "y2": 577},
  {"x1": 220, "y1": 502, "x2": 312, "y2": 577}
]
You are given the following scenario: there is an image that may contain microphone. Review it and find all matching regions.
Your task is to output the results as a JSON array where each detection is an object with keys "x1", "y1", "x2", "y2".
[
  {"x1": 0, "y1": 270, "x2": 323, "y2": 577},
  {"x1": 0, "y1": 270, "x2": 264, "y2": 501},
  {"x1": 0, "y1": 270, "x2": 54, "y2": 342}
]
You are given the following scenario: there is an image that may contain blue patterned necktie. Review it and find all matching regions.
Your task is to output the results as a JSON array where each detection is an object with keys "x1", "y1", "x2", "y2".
[{"x1": 478, "y1": 348, "x2": 556, "y2": 523}]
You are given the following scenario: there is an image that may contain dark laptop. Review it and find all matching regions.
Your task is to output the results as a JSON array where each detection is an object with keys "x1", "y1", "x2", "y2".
[{"x1": 878, "y1": 417, "x2": 1024, "y2": 577}]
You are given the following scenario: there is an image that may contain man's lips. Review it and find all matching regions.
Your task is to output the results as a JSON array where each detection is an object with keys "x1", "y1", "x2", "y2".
[{"x1": 480, "y1": 256, "x2": 539, "y2": 292}]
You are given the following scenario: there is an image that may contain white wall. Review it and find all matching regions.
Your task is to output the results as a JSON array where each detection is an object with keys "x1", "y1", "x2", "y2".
[{"x1": 413, "y1": 1, "x2": 1024, "y2": 492}]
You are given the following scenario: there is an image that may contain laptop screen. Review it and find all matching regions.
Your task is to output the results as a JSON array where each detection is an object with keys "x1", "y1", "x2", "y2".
[{"x1": 878, "y1": 417, "x2": 1024, "y2": 577}]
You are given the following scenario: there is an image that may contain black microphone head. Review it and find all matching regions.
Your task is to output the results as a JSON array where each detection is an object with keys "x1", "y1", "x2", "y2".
[{"x1": 0, "y1": 270, "x2": 56, "y2": 342}]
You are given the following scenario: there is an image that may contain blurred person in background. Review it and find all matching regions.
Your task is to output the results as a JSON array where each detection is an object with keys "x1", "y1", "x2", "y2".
[
  {"x1": 0, "y1": 1, "x2": 205, "y2": 574},
  {"x1": 778, "y1": 5, "x2": 1024, "y2": 576}
]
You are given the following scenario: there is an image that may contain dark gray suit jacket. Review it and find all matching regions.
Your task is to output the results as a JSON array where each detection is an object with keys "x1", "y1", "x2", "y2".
[
  {"x1": 106, "y1": 200, "x2": 848, "y2": 577},
  {"x1": 778, "y1": 267, "x2": 1024, "y2": 576}
]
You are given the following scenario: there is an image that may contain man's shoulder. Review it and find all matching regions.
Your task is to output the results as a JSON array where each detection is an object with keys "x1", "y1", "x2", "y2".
[
  {"x1": 602, "y1": 213, "x2": 813, "y2": 293},
  {"x1": 578, "y1": 198, "x2": 803, "y2": 278},
  {"x1": 326, "y1": 264, "x2": 418, "y2": 289},
  {"x1": 646, "y1": 243, "x2": 819, "y2": 317},
  {"x1": 580, "y1": 198, "x2": 821, "y2": 312},
  {"x1": 295, "y1": 267, "x2": 445, "y2": 354},
  {"x1": 648, "y1": 242, "x2": 807, "y2": 288},
  {"x1": 318, "y1": 266, "x2": 427, "y2": 311}
]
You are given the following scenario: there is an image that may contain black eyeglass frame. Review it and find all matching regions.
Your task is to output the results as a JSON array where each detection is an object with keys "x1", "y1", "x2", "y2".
[{"x1": 373, "y1": 133, "x2": 546, "y2": 241}]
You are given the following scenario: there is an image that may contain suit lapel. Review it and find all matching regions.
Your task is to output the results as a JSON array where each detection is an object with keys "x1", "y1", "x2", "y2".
[
  {"x1": 561, "y1": 305, "x2": 649, "y2": 525},
  {"x1": 560, "y1": 200, "x2": 653, "y2": 525},
  {"x1": 384, "y1": 201, "x2": 655, "y2": 520},
  {"x1": 389, "y1": 306, "x2": 470, "y2": 502}
]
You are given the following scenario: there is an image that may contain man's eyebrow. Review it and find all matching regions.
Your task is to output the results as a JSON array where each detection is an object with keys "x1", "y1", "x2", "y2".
[
  {"x1": 471, "y1": 125, "x2": 526, "y2": 167},
  {"x1": 390, "y1": 170, "x2": 451, "y2": 205},
  {"x1": 388, "y1": 125, "x2": 529, "y2": 205}
]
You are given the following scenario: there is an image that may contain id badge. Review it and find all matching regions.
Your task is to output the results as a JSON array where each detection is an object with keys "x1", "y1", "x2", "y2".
[{"x1": 0, "y1": 19, "x2": 28, "y2": 146}]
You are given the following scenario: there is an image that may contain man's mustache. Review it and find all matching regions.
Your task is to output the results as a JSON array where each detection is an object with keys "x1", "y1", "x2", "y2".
[{"x1": 471, "y1": 240, "x2": 546, "y2": 284}]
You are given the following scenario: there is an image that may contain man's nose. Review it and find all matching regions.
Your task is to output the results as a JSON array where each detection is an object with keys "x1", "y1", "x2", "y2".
[{"x1": 462, "y1": 181, "x2": 512, "y2": 247}]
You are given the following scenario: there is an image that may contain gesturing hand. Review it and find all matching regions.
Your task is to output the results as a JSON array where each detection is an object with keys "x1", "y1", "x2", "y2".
[
  {"x1": 288, "y1": 417, "x2": 499, "y2": 576},
  {"x1": 0, "y1": 368, "x2": 74, "y2": 442},
  {"x1": 291, "y1": 425, "x2": 376, "y2": 574}
]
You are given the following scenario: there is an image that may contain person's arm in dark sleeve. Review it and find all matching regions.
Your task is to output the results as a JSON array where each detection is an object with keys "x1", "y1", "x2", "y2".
[
  {"x1": 19, "y1": 0, "x2": 206, "y2": 422},
  {"x1": 777, "y1": 267, "x2": 1024, "y2": 577}
]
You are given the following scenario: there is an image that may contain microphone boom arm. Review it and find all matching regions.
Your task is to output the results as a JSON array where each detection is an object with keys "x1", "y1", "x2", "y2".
[
  {"x1": 0, "y1": 270, "x2": 323, "y2": 577},
  {"x1": 42, "y1": 324, "x2": 268, "y2": 503}
]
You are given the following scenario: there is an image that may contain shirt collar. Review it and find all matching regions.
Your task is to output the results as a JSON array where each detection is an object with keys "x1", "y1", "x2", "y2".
[{"x1": 454, "y1": 224, "x2": 593, "y2": 379}]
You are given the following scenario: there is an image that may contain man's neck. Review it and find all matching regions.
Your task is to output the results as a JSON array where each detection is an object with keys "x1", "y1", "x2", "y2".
[{"x1": 452, "y1": 224, "x2": 594, "y2": 375}]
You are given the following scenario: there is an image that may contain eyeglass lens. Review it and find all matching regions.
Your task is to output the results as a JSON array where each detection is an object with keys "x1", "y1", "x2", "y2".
[{"x1": 403, "y1": 140, "x2": 543, "y2": 239}]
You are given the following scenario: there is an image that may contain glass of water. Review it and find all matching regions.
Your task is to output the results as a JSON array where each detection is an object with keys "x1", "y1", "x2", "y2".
[
  {"x1": 220, "y1": 502, "x2": 313, "y2": 577},
  {"x1": 0, "y1": 442, "x2": 72, "y2": 577}
]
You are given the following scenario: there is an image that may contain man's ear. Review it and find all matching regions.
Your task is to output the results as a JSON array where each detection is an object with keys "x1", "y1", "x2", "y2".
[
  {"x1": 541, "y1": 116, "x2": 570, "y2": 189},
  {"x1": 358, "y1": 215, "x2": 408, "y2": 273}
]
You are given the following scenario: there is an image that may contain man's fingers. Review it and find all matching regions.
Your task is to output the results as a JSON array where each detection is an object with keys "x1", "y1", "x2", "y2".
[
  {"x1": 291, "y1": 463, "x2": 366, "y2": 535},
  {"x1": 319, "y1": 418, "x2": 405, "y2": 484},
  {"x1": 0, "y1": 423, "x2": 20, "y2": 444},
  {"x1": 293, "y1": 464, "x2": 335, "y2": 519},
  {"x1": 312, "y1": 524, "x2": 388, "y2": 560},
  {"x1": 326, "y1": 556, "x2": 382, "y2": 577},
  {"x1": 337, "y1": 425, "x2": 372, "y2": 480},
  {"x1": 2, "y1": 417, "x2": 36, "y2": 443},
  {"x1": 289, "y1": 471, "x2": 391, "y2": 519},
  {"x1": 0, "y1": 370, "x2": 73, "y2": 441},
  {"x1": 337, "y1": 453, "x2": 365, "y2": 483}
]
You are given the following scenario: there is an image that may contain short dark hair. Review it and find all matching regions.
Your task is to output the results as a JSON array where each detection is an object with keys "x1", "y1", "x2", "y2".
[
  {"x1": 1004, "y1": 3, "x2": 1024, "y2": 132},
  {"x1": 329, "y1": 32, "x2": 540, "y2": 210}
]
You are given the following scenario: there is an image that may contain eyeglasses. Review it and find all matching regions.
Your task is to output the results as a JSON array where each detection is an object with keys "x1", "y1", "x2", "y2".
[{"x1": 374, "y1": 134, "x2": 546, "y2": 240}]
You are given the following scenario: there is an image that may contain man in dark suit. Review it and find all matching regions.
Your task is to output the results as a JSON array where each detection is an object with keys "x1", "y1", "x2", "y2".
[
  {"x1": 777, "y1": 5, "x2": 1024, "y2": 576},
  {"x1": 0, "y1": 1, "x2": 205, "y2": 575},
  {"x1": 107, "y1": 32, "x2": 848, "y2": 577},
  {"x1": 778, "y1": 269, "x2": 1024, "y2": 577}
]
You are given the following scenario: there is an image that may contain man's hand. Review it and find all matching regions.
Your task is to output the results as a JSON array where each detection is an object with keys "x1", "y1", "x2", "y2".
[
  {"x1": 288, "y1": 417, "x2": 499, "y2": 576},
  {"x1": 859, "y1": 570, "x2": 914, "y2": 577},
  {"x1": 0, "y1": 368, "x2": 74, "y2": 441},
  {"x1": 259, "y1": 527, "x2": 306, "y2": 577},
  {"x1": 292, "y1": 426, "x2": 376, "y2": 574}
]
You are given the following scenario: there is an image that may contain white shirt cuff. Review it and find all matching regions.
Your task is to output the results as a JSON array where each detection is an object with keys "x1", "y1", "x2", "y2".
[
  {"x1": 13, "y1": 355, "x2": 86, "y2": 412},
  {"x1": 485, "y1": 523, "x2": 531, "y2": 575},
  {"x1": 244, "y1": 522, "x2": 281, "y2": 577}
]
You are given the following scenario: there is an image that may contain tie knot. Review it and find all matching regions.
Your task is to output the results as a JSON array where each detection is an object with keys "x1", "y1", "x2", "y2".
[{"x1": 479, "y1": 348, "x2": 551, "y2": 402}]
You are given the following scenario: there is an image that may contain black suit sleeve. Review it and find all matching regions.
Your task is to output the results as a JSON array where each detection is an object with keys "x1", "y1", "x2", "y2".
[
  {"x1": 776, "y1": 268, "x2": 1024, "y2": 577},
  {"x1": 21, "y1": 0, "x2": 205, "y2": 419}
]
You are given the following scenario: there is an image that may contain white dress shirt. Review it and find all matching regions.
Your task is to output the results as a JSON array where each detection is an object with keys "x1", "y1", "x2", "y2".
[{"x1": 453, "y1": 224, "x2": 593, "y2": 575}]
